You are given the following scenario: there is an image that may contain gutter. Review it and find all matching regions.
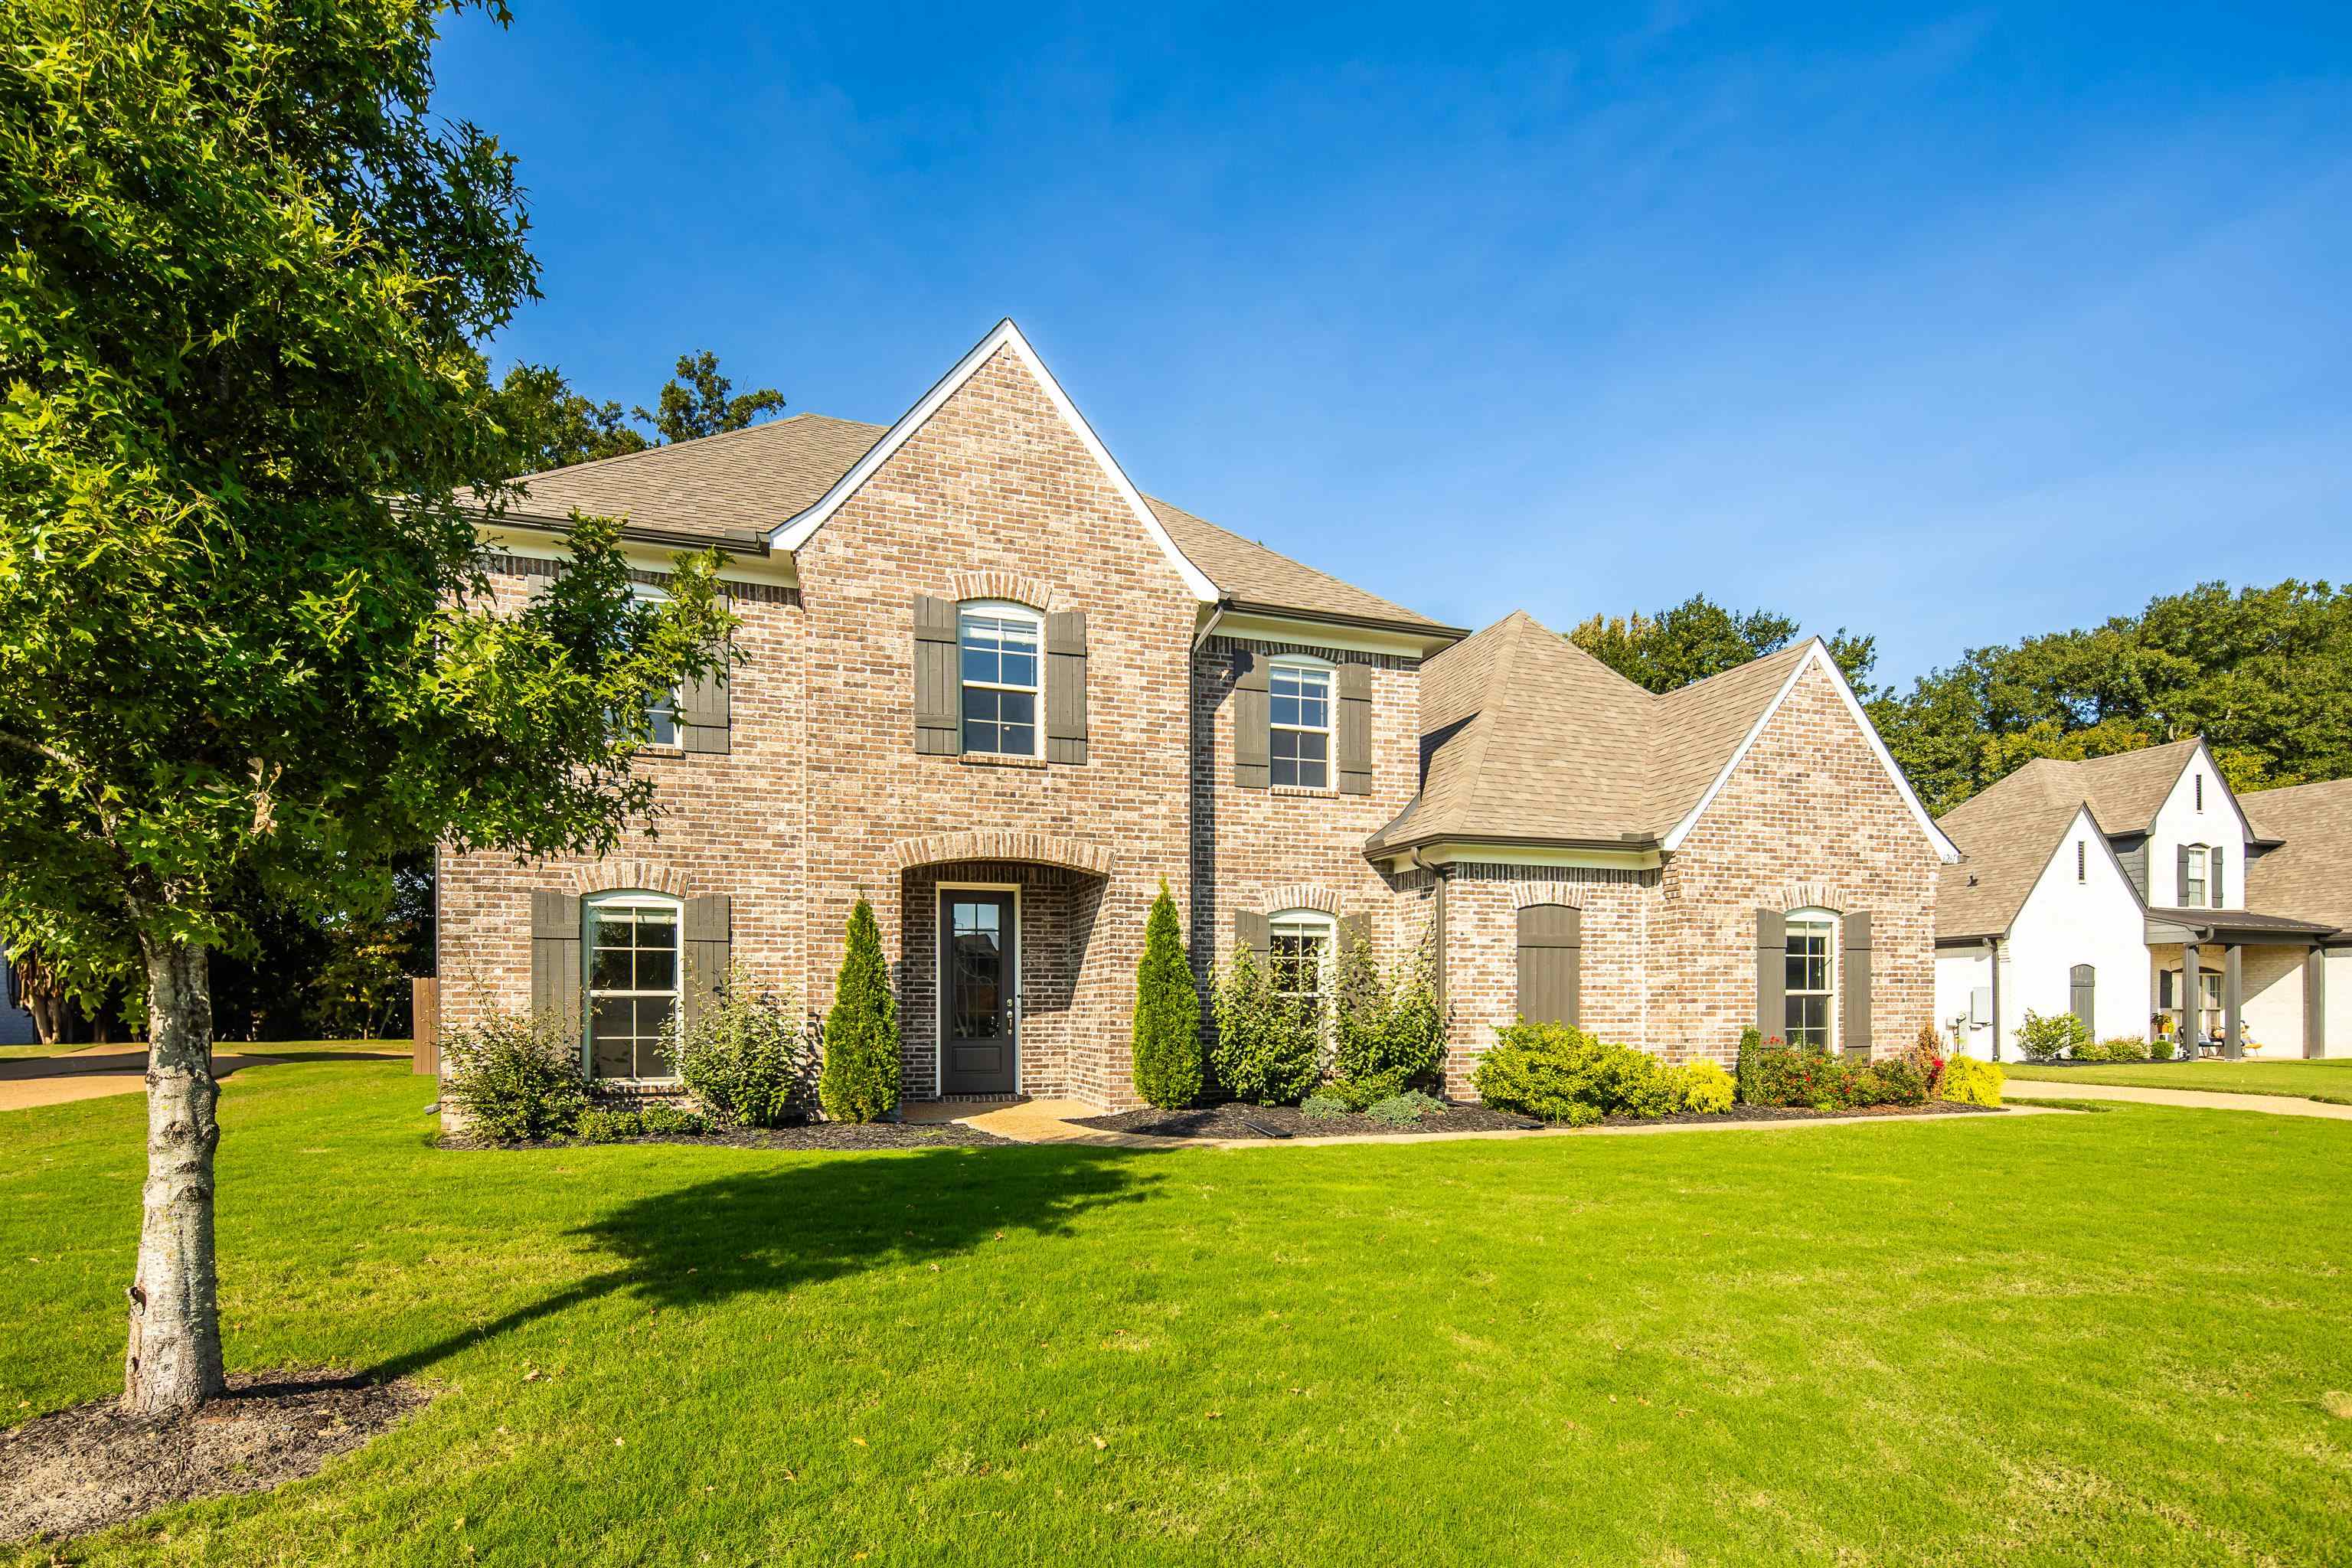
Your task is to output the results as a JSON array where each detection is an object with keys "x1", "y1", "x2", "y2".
[
  {"x1": 1191, "y1": 597, "x2": 1232, "y2": 654},
  {"x1": 1223, "y1": 598, "x2": 1472, "y2": 642},
  {"x1": 1366, "y1": 828, "x2": 1663, "y2": 861},
  {"x1": 469, "y1": 505, "x2": 772, "y2": 557}
]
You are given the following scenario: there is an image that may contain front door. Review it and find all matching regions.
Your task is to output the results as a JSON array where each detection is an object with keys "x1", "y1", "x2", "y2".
[{"x1": 940, "y1": 891, "x2": 1017, "y2": 1094}]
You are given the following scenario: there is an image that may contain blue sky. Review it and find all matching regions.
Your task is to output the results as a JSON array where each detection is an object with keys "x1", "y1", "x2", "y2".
[{"x1": 433, "y1": 3, "x2": 2351, "y2": 687}]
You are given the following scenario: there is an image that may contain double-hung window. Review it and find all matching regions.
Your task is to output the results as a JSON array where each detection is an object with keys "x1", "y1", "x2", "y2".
[
  {"x1": 2181, "y1": 846, "x2": 2208, "y2": 907},
  {"x1": 1783, "y1": 910, "x2": 1836, "y2": 1050},
  {"x1": 1268, "y1": 910, "x2": 1334, "y2": 1009},
  {"x1": 1269, "y1": 660, "x2": 1332, "y2": 789},
  {"x1": 959, "y1": 604, "x2": 1040, "y2": 757},
  {"x1": 626, "y1": 583, "x2": 681, "y2": 746},
  {"x1": 586, "y1": 893, "x2": 680, "y2": 1080}
]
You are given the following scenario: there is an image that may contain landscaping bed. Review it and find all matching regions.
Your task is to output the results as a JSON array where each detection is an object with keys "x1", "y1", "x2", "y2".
[
  {"x1": 1073, "y1": 1097, "x2": 1996, "y2": 1140},
  {"x1": 443, "y1": 1119, "x2": 1015, "y2": 1152},
  {"x1": 0, "y1": 1370, "x2": 427, "y2": 1547}
]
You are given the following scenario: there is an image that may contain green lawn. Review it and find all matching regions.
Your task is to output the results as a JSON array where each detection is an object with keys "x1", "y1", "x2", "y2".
[
  {"x1": 5, "y1": 1061, "x2": 2350, "y2": 1566},
  {"x1": 2006, "y1": 1057, "x2": 2352, "y2": 1100}
]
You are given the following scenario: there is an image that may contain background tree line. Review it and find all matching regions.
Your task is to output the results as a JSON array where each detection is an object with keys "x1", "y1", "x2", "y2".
[{"x1": 1570, "y1": 579, "x2": 2352, "y2": 815}]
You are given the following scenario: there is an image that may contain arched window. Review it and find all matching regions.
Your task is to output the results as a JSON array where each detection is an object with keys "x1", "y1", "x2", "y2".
[
  {"x1": 585, "y1": 890, "x2": 681, "y2": 1080},
  {"x1": 1267, "y1": 909, "x2": 1336, "y2": 1009},
  {"x1": 1782, "y1": 908, "x2": 1838, "y2": 1050},
  {"x1": 958, "y1": 600, "x2": 1043, "y2": 757},
  {"x1": 1268, "y1": 655, "x2": 1334, "y2": 789}
]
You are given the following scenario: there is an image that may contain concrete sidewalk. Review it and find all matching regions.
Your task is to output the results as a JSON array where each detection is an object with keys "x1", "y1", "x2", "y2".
[
  {"x1": 2001, "y1": 1078, "x2": 2352, "y2": 1119},
  {"x1": 0, "y1": 1045, "x2": 407, "y2": 1114}
]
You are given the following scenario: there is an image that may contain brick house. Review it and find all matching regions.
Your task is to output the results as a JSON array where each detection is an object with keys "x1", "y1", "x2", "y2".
[{"x1": 436, "y1": 319, "x2": 1956, "y2": 1114}]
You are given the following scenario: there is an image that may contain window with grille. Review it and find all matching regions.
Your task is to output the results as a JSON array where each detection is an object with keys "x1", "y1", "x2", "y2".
[
  {"x1": 959, "y1": 604, "x2": 1042, "y2": 757},
  {"x1": 1782, "y1": 910, "x2": 1837, "y2": 1050},
  {"x1": 586, "y1": 894, "x2": 680, "y2": 1079},
  {"x1": 1269, "y1": 661, "x2": 1332, "y2": 789}
]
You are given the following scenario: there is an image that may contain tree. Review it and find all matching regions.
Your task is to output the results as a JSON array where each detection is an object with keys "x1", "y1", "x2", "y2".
[
  {"x1": 1568, "y1": 594, "x2": 1879, "y2": 697},
  {"x1": 0, "y1": 1, "x2": 729, "y2": 1413},
  {"x1": 635, "y1": 349, "x2": 787, "y2": 445},
  {"x1": 820, "y1": 897, "x2": 901, "y2": 1123},
  {"x1": 487, "y1": 362, "x2": 650, "y2": 471},
  {"x1": 1877, "y1": 580, "x2": 2352, "y2": 814},
  {"x1": 1129, "y1": 880, "x2": 1201, "y2": 1109}
]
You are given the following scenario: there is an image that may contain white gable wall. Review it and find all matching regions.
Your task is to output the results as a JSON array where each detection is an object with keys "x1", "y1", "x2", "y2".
[
  {"x1": 1936, "y1": 946, "x2": 1994, "y2": 1060},
  {"x1": 2146, "y1": 743, "x2": 2253, "y2": 908},
  {"x1": 1998, "y1": 807, "x2": 2151, "y2": 1052}
]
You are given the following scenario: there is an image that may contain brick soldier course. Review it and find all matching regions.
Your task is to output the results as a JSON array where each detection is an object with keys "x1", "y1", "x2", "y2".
[{"x1": 436, "y1": 319, "x2": 1957, "y2": 1122}]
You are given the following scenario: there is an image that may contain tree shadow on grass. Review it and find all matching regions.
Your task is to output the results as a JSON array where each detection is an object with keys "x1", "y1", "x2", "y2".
[{"x1": 367, "y1": 1144, "x2": 1161, "y2": 1383}]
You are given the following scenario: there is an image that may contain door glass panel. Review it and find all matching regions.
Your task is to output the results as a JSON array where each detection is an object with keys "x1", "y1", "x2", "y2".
[{"x1": 952, "y1": 900, "x2": 1004, "y2": 1040}]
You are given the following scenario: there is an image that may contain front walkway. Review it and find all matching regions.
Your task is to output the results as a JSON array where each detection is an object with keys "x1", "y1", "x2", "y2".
[
  {"x1": 2001, "y1": 1078, "x2": 2352, "y2": 1119},
  {"x1": 941, "y1": 1097, "x2": 2069, "y2": 1149}
]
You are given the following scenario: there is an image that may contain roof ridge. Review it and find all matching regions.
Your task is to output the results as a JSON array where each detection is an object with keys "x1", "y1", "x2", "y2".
[{"x1": 1661, "y1": 636, "x2": 1814, "y2": 704}]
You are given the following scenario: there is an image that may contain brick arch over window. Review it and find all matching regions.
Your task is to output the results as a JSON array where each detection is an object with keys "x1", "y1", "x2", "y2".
[
  {"x1": 1509, "y1": 882, "x2": 1586, "y2": 911},
  {"x1": 948, "y1": 570, "x2": 1057, "y2": 611},
  {"x1": 568, "y1": 860, "x2": 694, "y2": 898},
  {"x1": 1256, "y1": 884, "x2": 1342, "y2": 916},
  {"x1": 888, "y1": 829, "x2": 1115, "y2": 878},
  {"x1": 1769, "y1": 880, "x2": 1850, "y2": 914}
]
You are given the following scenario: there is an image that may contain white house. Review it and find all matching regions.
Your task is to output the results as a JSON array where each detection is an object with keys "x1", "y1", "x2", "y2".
[{"x1": 1932, "y1": 738, "x2": 2349, "y2": 1060}]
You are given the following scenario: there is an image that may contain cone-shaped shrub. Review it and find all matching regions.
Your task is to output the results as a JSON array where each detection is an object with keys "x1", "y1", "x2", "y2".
[
  {"x1": 820, "y1": 897, "x2": 900, "y2": 1122},
  {"x1": 1130, "y1": 880, "x2": 1202, "y2": 1109}
]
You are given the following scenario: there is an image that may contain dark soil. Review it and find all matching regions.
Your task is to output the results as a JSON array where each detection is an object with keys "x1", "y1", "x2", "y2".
[
  {"x1": 0, "y1": 1371, "x2": 428, "y2": 1547},
  {"x1": 1073, "y1": 1098, "x2": 1997, "y2": 1140},
  {"x1": 443, "y1": 1119, "x2": 1015, "y2": 1152}
]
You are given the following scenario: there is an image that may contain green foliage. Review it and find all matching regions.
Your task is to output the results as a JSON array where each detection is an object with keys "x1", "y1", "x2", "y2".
[
  {"x1": 1851, "y1": 1057, "x2": 1929, "y2": 1106},
  {"x1": 1568, "y1": 596, "x2": 1879, "y2": 698},
  {"x1": 2149, "y1": 1037, "x2": 2178, "y2": 1061},
  {"x1": 1939, "y1": 1055, "x2": 2006, "y2": 1106},
  {"x1": 636, "y1": 1102, "x2": 709, "y2": 1137},
  {"x1": 2073, "y1": 1038, "x2": 2111, "y2": 1062},
  {"x1": 635, "y1": 351, "x2": 788, "y2": 445},
  {"x1": 1472, "y1": 1021, "x2": 1685, "y2": 1124},
  {"x1": 1129, "y1": 881, "x2": 1203, "y2": 1109},
  {"x1": 576, "y1": 1107, "x2": 642, "y2": 1144},
  {"x1": 1875, "y1": 579, "x2": 2352, "y2": 815},
  {"x1": 1735, "y1": 1025, "x2": 1764, "y2": 1105},
  {"x1": 1210, "y1": 946, "x2": 1322, "y2": 1106},
  {"x1": 1741, "y1": 1041, "x2": 1850, "y2": 1108},
  {"x1": 440, "y1": 1011, "x2": 588, "y2": 1144},
  {"x1": 1364, "y1": 1090, "x2": 1446, "y2": 1128},
  {"x1": 2099, "y1": 1036, "x2": 2152, "y2": 1063},
  {"x1": 1300, "y1": 1089, "x2": 1351, "y2": 1120},
  {"x1": 2018, "y1": 1010, "x2": 2089, "y2": 1063},
  {"x1": 820, "y1": 899, "x2": 900, "y2": 1124},
  {"x1": 1671, "y1": 1059, "x2": 1736, "y2": 1115},
  {"x1": 672, "y1": 969, "x2": 812, "y2": 1129},
  {"x1": 1331, "y1": 921, "x2": 1449, "y2": 1095}
]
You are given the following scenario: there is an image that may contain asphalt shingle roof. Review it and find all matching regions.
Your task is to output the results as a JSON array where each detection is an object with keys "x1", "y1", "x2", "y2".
[{"x1": 2244, "y1": 778, "x2": 2352, "y2": 934}]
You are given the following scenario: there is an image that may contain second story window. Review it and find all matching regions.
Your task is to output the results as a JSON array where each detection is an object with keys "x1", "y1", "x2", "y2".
[
  {"x1": 959, "y1": 603, "x2": 1040, "y2": 757},
  {"x1": 622, "y1": 583, "x2": 680, "y2": 746},
  {"x1": 1269, "y1": 659, "x2": 1332, "y2": 789},
  {"x1": 2182, "y1": 844, "x2": 2207, "y2": 906}
]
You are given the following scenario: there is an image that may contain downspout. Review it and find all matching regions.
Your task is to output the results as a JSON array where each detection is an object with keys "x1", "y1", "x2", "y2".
[
  {"x1": 1408, "y1": 847, "x2": 1450, "y2": 1018},
  {"x1": 1191, "y1": 597, "x2": 1233, "y2": 654},
  {"x1": 1986, "y1": 934, "x2": 2001, "y2": 1061}
]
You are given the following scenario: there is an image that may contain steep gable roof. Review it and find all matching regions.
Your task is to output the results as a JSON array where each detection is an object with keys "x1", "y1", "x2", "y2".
[
  {"x1": 1367, "y1": 616, "x2": 1953, "y2": 860},
  {"x1": 2243, "y1": 777, "x2": 2352, "y2": 933},
  {"x1": 1949, "y1": 737, "x2": 2206, "y2": 837},
  {"x1": 488, "y1": 322, "x2": 1455, "y2": 635},
  {"x1": 1936, "y1": 797, "x2": 2105, "y2": 941}
]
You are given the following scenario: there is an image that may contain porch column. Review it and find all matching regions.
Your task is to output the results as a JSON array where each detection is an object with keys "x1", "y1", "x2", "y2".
[
  {"x1": 2223, "y1": 944, "x2": 2243, "y2": 1060},
  {"x1": 2179, "y1": 939, "x2": 2200, "y2": 1054},
  {"x1": 2308, "y1": 948, "x2": 2328, "y2": 1059}
]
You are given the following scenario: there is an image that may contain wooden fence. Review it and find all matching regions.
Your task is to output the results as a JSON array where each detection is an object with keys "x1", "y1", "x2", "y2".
[{"x1": 412, "y1": 976, "x2": 439, "y2": 1076}]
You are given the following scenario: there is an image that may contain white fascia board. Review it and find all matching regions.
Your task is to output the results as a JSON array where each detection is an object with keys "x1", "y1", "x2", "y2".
[
  {"x1": 1215, "y1": 612, "x2": 1452, "y2": 660},
  {"x1": 1659, "y1": 639, "x2": 1962, "y2": 864},
  {"x1": 1388, "y1": 841, "x2": 1664, "y2": 872},
  {"x1": 768, "y1": 318, "x2": 1220, "y2": 604}
]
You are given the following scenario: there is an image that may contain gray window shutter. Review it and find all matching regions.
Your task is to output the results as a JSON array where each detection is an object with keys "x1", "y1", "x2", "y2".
[
  {"x1": 684, "y1": 894, "x2": 731, "y2": 1040},
  {"x1": 1338, "y1": 911, "x2": 1370, "y2": 961},
  {"x1": 531, "y1": 890, "x2": 583, "y2": 1047},
  {"x1": 1233, "y1": 908, "x2": 1269, "y2": 962},
  {"x1": 1045, "y1": 610, "x2": 1088, "y2": 765},
  {"x1": 1839, "y1": 912, "x2": 1873, "y2": 1060},
  {"x1": 2210, "y1": 846, "x2": 2225, "y2": 908},
  {"x1": 680, "y1": 612, "x2": 731, "y2": 753},
  {"x1": 2069, "y1": 962, "x2": 2096, "y2": 1038},
  {"x1": 2176, "y1": 843, "x2": 2192, "y2": 906},
  {"x1": 1338, "y1": 662, "x2": 1373, "y2": 795},
  {"x1": 1755, "y1": 909, "x2": 1785, "y2": 1036},
  {"x1": 1516, "y1": 903, "x2": 1582, "y2": 1027},
  {"x1": 1233, "y1": 648, "x2": 1269, "y2": 789},
  {"x1": 913, "y1": 595, "x2": 960, "y2": 755}
]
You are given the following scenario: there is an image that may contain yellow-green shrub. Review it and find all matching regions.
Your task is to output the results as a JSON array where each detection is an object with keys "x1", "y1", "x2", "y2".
[
  {"x1": 1939, "y1": 1055, "x2": 2004, "y2": 1107},
  {"x1": 1670, "y1": 1058, "x2": 1735, "y2": 1114}
]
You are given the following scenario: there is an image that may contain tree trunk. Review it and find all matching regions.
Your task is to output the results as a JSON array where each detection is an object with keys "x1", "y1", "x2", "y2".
[{"x1": 122, "y1": 935, "x2": 225, "y2": 1415}]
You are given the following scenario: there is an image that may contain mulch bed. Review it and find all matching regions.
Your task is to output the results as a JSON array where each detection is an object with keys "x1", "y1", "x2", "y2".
[
  {"x1": 442, "y1": 1120, "x2": 1015, "y2": 1152},
  {"x1": 1, "y1": 1370, "x2": 428, "y2": 1547},
  {"x1": 1073, "y1": 1098, "x2": 1997, "y2": 1140}
]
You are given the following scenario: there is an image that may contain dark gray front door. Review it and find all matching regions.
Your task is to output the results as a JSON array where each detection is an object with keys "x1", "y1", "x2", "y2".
[{"x1": 940, "y1": 891, "x2": 1017, "y2": 1093}]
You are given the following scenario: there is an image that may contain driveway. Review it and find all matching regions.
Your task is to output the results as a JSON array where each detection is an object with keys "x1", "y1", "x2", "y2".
[
  {"x1": 2005, "y1": 1077, "x2": 2352, "y2": 1119},
  {"x1": 0, "y1": 1045, "x2": 407, "y2": 1113}
]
